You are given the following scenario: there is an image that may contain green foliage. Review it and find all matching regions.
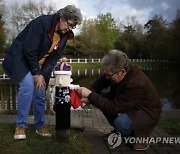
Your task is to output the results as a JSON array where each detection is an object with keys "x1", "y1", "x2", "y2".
[
  {"x1": 2, "y1": 0, "x2": 180, "y2": 61},
  {"x1": 119, "y1": 25, "x2": 139, "y2": 58},
  {"x1": 0, "y1": 64, "x2": 5, "y2": 74},
  {"x1": 79, "y1": 18, "x2": 104, "y2": 56},
  {"x1": 157, "y1": 117, "x2": 180, "y2": 135},
  {"x1": 68, "y1": 13, "x2": 119, "y2": 56},
  {"x1": 65, "y1": 19, "x2": 99, "y2": 56},
  {"x1": 95, "y1": 13, "x2": 119, "y2": 54},
  {"x1": 144, "y1": 15, "x2": 169, "y2": 59},
  {"x1": 0, "y1": 123, "x2": 91, "y2": 154},
  {"x1": 168, "y1": 10, "x2": 180, "y2": 61}
]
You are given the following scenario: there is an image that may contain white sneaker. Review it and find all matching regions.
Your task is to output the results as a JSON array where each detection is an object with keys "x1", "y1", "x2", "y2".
[
  {"x1": 14, "y1": 127, "x2": 26, "y2": 140},
  {"x1": 36, "y1": 126, "x2": 52, "y2": 137}
]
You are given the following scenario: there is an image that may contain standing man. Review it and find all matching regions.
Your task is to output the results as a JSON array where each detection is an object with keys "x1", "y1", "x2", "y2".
[
  {"x1": 2, "y1": 5, "x2": 82, "y2": 140},
  {"x1": 77, "y1": 49, "x2": 162, "y2": 150}
]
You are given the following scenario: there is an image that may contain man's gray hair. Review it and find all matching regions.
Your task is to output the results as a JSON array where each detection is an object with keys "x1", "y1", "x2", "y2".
[
  {"x1": 102, "y1": 49, "x2": 130, "y2": 73},
  {"x1": 57, "y1": 5, "x2": 82, "y2": 25}
]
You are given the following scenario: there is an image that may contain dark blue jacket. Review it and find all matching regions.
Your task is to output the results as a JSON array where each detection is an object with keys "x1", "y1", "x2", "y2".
[{"x1": 2, "y1": 13, "x2": 73, "y2": 84}]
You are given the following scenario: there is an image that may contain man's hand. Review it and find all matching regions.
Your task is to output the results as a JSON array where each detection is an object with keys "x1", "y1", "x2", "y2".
[
  {"x1": 76, "y1": 87, "x2": 92, "y2": 98},
  {"x1": 33, "y1": 74, "x2": 46, "y2": 91},
  {"x1": 80, "y1": 97, "x2": 90, "y2": 108}
]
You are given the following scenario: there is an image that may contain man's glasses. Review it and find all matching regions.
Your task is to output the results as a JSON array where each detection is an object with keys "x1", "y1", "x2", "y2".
[
  {"x1": 105, "y1": 72, "x2": 116, "y2": 79},
  {"x1": 66, "y1": 20, "x2": 76, "y2": 29}
]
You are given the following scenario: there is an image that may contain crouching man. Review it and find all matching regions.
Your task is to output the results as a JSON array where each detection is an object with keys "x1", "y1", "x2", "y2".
[{"x1": 77, "y1": 49, "x2": 162, "y2": 150}]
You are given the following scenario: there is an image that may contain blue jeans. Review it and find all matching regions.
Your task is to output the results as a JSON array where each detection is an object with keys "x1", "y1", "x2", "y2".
[
  {"x1": 100, "y1": 92, "x2": 133, "y2": 137},
  {"x1": 16, "y1": 72, "x2": 46, "y2": 129},
  {"x1": 113, "y1": 113, "x2": 133, "y2": 137}
]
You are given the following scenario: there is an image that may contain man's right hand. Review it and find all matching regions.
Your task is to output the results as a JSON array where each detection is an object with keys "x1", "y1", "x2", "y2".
[{"x1": 80, "y1": 97, "x2": 90, "y2": 108}]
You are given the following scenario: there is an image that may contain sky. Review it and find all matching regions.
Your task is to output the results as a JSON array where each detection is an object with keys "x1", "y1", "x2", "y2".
[{"x1": 4, "y1": 0, "x2": 180, "y2": 29}]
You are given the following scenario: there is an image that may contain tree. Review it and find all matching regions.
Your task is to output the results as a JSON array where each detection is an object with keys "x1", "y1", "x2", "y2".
[
  {"x1": 0, "y1": 0, "x2": 6, "y2": 54},
  {"x1": 63, "y1": 18, "x2": 102, "y2": 57},
  {"x1": 79, "y1": 18, "x2": 102, "y2": 56},
  {"x1": 144, "y1": 15, "x2": 169, "y2": 59},
  {"x1": 70, "y1": 13, "x2": 120, "y2": 57},
  {"x1": 115, "y1": 17, "x2": 145, "y2": 58},
  {"x1": 169, "y1": 10, "x2": 180, "y2": 61},
  {"x1": 95, "y1": 13, "x2": 119, "y2": 55},
  {"x1": 6, "y1": 0, "x2": 55, "y2": 41}
]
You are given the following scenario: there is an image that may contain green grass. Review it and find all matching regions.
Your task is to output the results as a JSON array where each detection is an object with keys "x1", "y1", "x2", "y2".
[
  {"x1": 0, "y1": 65, "x2": 4, "y2": 74},
  {"x1": 157, "y1": 117, "x2": 180, "y2": 135},
  {"x1": 0, "y1": 123, "x2": 91, "y2": 154},
  {"x1": 71, "y1": 62, "x2": 172, "y2": 70},
  {"x1": 71, "y1": 63, "x2": 101, "y2": 70},
  {"x1": 0, "y1": 63, "x2": 102, "y2": 74}
]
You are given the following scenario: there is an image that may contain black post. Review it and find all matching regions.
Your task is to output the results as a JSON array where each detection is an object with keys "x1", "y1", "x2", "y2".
[{"x1": 55, "y1": 86, "x2": 71, "y2": 142}]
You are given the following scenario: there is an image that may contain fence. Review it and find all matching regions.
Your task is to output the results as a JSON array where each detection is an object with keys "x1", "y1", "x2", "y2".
[
  {"x1": 0, "y1": 74, "x2": 9, "y2": 79},
  {"x1": 0, "y1": 58, "x2": 170, "y2": 79},
  {"x1": 0, "y1": 65, "x2": 170, "y2": 112},
  {"x1": 66, "y1": 58, "x2": 169, "y2": 63},
  {"x1": 0, "y1": 58, "x2": 169, "y2": 64},
  {"x1": 0, "y1": 80, "x2": 53, "y2": 113},
  {"x1": 0, "y1": 80, "x2": 17, "y2": 111},
  {"x1": 0, "y1": 58, "x2": 169, "y2": 79}
]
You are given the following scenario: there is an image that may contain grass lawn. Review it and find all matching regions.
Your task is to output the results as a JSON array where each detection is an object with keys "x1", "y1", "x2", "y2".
[
  {"x1": 0, "y1": 65, "x2": 4, "y2": 74},
  {"x1": 71, "y1": 63, "x2": 101, "y2": 70},
  {"x1": 157, "y1": 117, "x2": 180, "y2": 135},
  {"x1": 71, "y1": 62, "x2": 173, "y2": 70},
  {"x1": 0, "y1": 123, "x2": 91, "y2": 154}
]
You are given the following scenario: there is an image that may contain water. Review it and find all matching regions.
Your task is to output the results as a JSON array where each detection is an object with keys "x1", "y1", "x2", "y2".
[
  {"x1": 72, "y1": 66, "x2": 180, "y2": 110},
  {"x1": 0, "y1": 65, "x2": 179, "y2": 113},
  {"x1": 142, "y1": 65, "x2": 180, "y2": 110}
]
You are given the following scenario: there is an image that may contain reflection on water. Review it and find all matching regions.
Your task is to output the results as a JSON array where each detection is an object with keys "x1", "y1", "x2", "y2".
[
  {"x1": 142, "y1": 65, "x2": 180, "y2": 110},
  {"x1": 72, "y1": 66, "x2": 180, "y2": 110},
  {"x1": 161, "y1": 98, "x2": 176, "y2": 110},
  {"x1": 0, "y1": 65, "x2": 180, "y2": 113},
  {"x1": 71, "y1": 67, "x2": 169, "y2": 77}
]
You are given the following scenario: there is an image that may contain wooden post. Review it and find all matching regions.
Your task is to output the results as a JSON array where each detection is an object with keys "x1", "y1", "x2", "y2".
[
  {"x1": 12, "y1": 84, "x2": 17, "y2": 110},
  {"x1": 6, "y1": 84, "x2": 11, "y2": 110},
  {"x1": 45, "y1": 86, "x2": 51, "y2": 113},
  {"x1": 0, "y1": 84, "x2": 5, "y2": 110}
]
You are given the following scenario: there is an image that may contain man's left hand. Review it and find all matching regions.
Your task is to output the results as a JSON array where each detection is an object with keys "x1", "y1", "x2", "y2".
[{"x1": 33, "y1": 74, "x2": 46, "y2": 91}]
